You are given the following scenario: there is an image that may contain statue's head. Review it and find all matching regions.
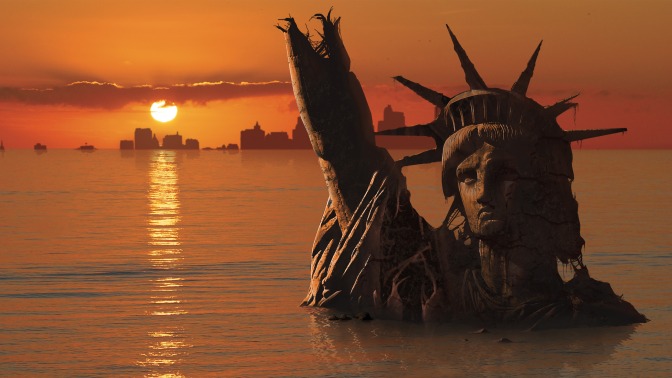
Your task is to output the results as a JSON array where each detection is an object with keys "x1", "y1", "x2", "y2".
[
  {"x1": 440, "y1": 91, "x2": 582, "y2": 263},
  {"x1": 384, "y1": 26, "x2": 626, "y2": 266}
]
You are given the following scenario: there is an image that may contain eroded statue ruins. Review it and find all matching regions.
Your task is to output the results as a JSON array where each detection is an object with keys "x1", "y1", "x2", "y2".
[{"x1": 277, "y1": 11, "x2": 646, "y2": 329}]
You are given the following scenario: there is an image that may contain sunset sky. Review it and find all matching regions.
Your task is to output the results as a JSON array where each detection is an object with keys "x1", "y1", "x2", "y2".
[{"x1": 0, "y1": 0, "x2": 670, "y2": 149}]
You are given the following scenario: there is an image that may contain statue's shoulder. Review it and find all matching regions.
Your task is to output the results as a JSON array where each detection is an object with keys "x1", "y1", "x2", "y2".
[
  {"x1": 563, "y1": 275, "x2": 648, "y2": 327},
  {"x1": 511, "y1": 275, "x2": 648, "y2": 330}
]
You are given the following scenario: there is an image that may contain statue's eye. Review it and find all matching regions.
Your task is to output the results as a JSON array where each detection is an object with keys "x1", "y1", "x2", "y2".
[{"x1": 457, "y1": 169, "x2": 477, "y2": 185}]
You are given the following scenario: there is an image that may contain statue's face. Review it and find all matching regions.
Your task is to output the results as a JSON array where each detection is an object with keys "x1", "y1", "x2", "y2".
[{"x1": 456, "y1": 143, "x2": 521, "y2": 239}]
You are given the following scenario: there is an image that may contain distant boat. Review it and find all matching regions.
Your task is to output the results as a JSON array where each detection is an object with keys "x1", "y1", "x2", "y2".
[
  {"x1": 34, "y1": 143, "x2": 47, "y2": 151},
  {"x1": 0, "y1": 140, "x2": 4, "y2": 151},
  {"x1": 77, "y1": 143, "x2": 95, "y2": 152}
]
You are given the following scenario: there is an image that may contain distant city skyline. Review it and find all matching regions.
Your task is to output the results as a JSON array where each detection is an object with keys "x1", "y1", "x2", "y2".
[
  {"x1": 3, "y1": 104, "x2": 436, "y2": 150},
  {"x1": 119, "y1": 128, "x2": 200, "y2": 150}
]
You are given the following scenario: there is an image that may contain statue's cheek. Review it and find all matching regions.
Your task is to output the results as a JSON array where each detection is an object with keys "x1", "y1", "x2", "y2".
[
  {"x1": 457, "y1": 183, "x2": 480, "y2": 226},
  {"x1": 502, "y1": 180, "x2": 517, "y2": 202}
]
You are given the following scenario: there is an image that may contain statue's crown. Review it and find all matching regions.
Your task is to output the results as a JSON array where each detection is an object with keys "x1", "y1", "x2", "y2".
[{"x1": 377, "y1": 26, "x2": 626, "y2": 167}]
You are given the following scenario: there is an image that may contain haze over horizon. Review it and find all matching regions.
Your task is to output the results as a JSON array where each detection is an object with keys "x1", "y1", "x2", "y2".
[{"x1": 1, "y1": 0, "x2": 670, "y2": 149}]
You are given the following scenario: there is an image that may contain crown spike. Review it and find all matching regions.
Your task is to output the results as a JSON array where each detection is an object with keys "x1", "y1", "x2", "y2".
[
  {"x1": 546, "y1": 93, "x2": 580, "y2": 118},
  {"x1": 564, "y1": 128, "x2": 627, "y2": 142},
  {"x1": 397, "y1": 149, "x2": 443, "y2": 167},
  {"x1": 376, "y1": 121, "x2": 449, "y2": 144},
  {"x1": 511, "y1": 40, "x2": 542, "y2": 96},
  {"x1": 446, "y1": 25, "x2": 487, "y2": 90},
  {"x1": 393, "y1": 76, "x2": 450, "y2": 107},
  {"x1": 376, "y1": 123, "x2": 436, "y2": 137}
]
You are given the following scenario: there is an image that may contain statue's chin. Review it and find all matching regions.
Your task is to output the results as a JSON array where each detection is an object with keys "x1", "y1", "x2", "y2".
[{"x1": 472, "y1": 219, "x2": 505, "y2": 239}]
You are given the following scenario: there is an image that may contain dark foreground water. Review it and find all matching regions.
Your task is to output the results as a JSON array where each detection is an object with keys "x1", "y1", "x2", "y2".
[{"x1": 0, "y1": 149, "x2": 670, "y2": 377}]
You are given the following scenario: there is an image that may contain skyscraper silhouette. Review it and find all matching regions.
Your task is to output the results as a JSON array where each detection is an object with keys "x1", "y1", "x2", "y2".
[{"x1": 135, "y1": 128, "x2": 159, "y2": 149}]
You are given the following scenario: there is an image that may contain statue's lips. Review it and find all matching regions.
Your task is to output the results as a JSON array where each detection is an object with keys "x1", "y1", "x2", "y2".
[
  {"x1": 477, "y1": 208, "x2": 499, "y2": 222},
  {"x1": 476, "y1": 208, "x2": 504, "y2": 235}
]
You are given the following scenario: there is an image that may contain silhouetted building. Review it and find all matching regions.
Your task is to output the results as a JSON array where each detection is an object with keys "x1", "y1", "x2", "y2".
[
  {"x1": 378, "y1": 105, "x2": 405, "y2": 132},
  {"x1": 240, "y1": 119, "x2": 313, "y2": 150},
  {"x1": 375, "y1": 105, "x2": 434, "y2": 150},
  {"x1": 227, "y1": 143, "x2": 239, "y2": 150},
  {"x1": 120, "y1": 140, "x2": 134, "y2": 150},
  {"x1": 266, "y1": 132, "x2": 292, "y2": 149},
  {"x1": 292, "y1": 117, "x2": 312, "y2": 149},
  {"x1": 241, "y1": 121, "x2": 266, "y2": 149},
  {"x1": 135, "y1": 128, "x2": 159, "y2": 149},
  {"x1": 163, "y1": 132, "x2": 183, "y2": 149},
  {"x1": 34, "y1": 143, "x2": 47, "y2": 151},
  {"x1": 125, "y1": 128, "x2": 199, "y2": 150},
  {"x1": 185, "y1": 138, "x2": 199, "y2": 150}
]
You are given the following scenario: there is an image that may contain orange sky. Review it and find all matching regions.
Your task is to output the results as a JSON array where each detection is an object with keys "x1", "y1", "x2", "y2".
[{"x1": 0, "y1": 0, "x2": 670, "y2": 148}]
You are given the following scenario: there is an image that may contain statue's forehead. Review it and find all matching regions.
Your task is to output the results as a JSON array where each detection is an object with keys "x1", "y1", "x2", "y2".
[{"x1": 457, "y1": 143, "x2": 526, "y2": 170}]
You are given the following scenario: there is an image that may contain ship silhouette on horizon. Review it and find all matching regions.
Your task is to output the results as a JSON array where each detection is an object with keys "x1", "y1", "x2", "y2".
[{"x1": 77, "y1": 143, "x2": 95, "y2": 152}]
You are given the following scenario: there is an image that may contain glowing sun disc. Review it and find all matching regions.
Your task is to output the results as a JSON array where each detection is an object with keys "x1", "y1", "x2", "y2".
[{"x1": 150, "y1": 100, "x2": 178, "y2": 122}]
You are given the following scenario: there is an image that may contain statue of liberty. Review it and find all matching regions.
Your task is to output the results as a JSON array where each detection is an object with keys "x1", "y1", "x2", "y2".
[{"x1": 277, "y1": 10, "x2": 645, "y2": 329}]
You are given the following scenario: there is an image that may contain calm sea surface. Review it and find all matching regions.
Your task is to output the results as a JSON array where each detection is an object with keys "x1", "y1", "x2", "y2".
[{"x1": 0, "y1": 149, "x2": 670, "y2": 377}]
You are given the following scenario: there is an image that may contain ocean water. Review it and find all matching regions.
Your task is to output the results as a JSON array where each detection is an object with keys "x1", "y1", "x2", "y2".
[{"x1": 0, "y1": 149, "x2": 670, "y2": 377}]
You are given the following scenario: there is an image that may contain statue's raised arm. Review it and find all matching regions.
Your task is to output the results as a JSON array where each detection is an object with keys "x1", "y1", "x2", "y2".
[{"x1": 278, "y1": 11, "x2": 392, "y2": 230}]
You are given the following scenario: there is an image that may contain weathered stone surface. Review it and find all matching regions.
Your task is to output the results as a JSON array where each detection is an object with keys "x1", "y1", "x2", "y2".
[{"x1": 278, "y1": 11, "x2": 646, "y2": 328}]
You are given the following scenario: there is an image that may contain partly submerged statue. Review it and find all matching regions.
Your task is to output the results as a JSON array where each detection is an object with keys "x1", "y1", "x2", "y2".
[{"x1": 278, "y1": 11, "x2": 646, "y2": 329}]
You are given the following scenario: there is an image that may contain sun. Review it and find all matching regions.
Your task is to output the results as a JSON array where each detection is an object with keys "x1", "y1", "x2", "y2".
[{"x1": 150, "y1": 100, "x2": 178, "y2": 122}]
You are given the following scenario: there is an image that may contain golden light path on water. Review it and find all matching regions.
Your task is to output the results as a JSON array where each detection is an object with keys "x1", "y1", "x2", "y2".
[{"x1": 137, "y1": 151, "x2": 191, "y2": 378}]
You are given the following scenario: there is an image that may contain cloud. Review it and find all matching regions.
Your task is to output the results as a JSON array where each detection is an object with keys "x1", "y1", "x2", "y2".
[{"x1": 0, "y1": 80, "x2": 293, "y2": 109}]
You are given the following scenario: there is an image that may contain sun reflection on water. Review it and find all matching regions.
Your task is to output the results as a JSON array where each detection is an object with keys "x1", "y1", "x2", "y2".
[{"x1": 137, "y1": 151, "x2": 191, "y2": 377}]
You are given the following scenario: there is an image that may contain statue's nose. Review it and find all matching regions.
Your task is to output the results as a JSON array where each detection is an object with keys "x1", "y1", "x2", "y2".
[
  {"x1": 476, "y1": 171, "x2": 495, "y2": 206},
  {"x1": 476, "y1": 180, "x2": 492, "y2": 206}
]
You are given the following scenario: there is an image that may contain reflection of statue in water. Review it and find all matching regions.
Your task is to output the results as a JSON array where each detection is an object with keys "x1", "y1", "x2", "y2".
[{"x1": 277, "y1": 11, "x2": 646, "y2": 328}]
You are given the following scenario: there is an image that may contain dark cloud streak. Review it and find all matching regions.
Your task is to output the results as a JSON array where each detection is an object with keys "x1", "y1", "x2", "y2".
[{"x1": 0, "y1": 80, "x2": 293, "y2": 109}]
